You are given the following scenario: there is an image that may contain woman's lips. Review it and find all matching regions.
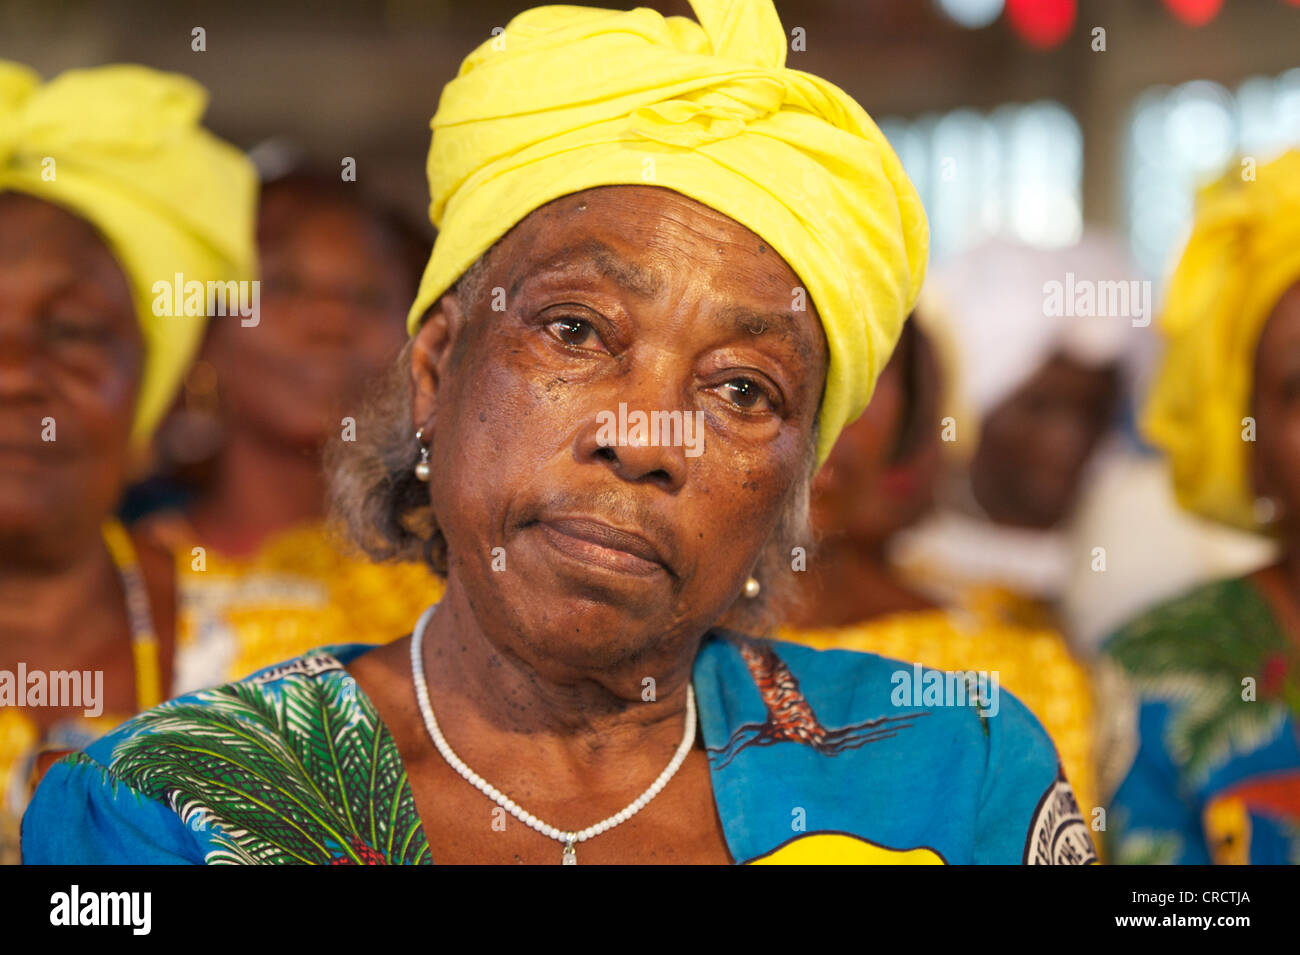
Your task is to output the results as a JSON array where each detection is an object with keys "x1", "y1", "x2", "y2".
[{"x1": 535, "y1": 517, "x2": 666, "y2": 577}]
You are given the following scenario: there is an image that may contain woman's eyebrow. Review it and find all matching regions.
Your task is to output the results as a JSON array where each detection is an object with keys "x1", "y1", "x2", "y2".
[
  {"x1": 716, "y1": 304, "x2": 822, "y2": 368},
  {"x1": 24, "y1": 268, "x2": 88, "y2": 298},
  {"x1": 716, "y1": 303, "x2": 801, "y2": 341},
  {"x1": 510, "y1": 241, "x2": 814, "y2": 355},
  {"x1": 510, "y1": 238, "x2": 664, "y2": 300}
]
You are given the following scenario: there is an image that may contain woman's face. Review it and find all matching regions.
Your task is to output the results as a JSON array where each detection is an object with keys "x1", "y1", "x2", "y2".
[
  {"x1": 970, "y1": 354, "x2": 1119, "y2": 529},
  {"x1": 810, "y1": 323, "x2": 942, "y2": 545},
  {"x1": 1250, "y1": 280, "x2": 1300, "y2": 535},
  {"x1": 0, "y1": 193, "x2": 140, "y2": 559},
  {"x1": 205, "y1": 194, "x2": 411, "y2": 450},
  {"x1": 412, "y1": 185, "x2": 827, "y2": 675}
]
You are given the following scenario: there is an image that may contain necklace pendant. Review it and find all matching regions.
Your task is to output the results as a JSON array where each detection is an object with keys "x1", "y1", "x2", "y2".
[{"x1": 562, "y1": 839, "x2": 577, "y2": 865}]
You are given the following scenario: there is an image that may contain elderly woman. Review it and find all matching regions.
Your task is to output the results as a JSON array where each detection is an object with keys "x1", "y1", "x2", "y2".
[
  {"x1": 1105, "y1": 150, "x2": 1300, "y2": 865},
  {"x1": 23, "y1": 0, "x2": 1092, "y2": 865},
  {"x1": 0, "y1": 62, "x2": 255, "y2": 863}
]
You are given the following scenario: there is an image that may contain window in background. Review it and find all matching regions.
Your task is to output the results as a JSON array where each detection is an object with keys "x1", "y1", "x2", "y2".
[
  {"x1": 879, "y1": 100, "x2": 1083, "y2": 266},
  {"x1": 1125, "y1": 68, "x2": 1300, "y2": 282}
]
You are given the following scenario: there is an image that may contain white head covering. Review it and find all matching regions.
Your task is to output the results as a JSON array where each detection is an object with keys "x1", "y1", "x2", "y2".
[{"x1": 927, "y1": 234, "x2": 1146, "y2": 420}]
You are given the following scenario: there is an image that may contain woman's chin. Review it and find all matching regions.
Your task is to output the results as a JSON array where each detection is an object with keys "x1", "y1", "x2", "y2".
[{"x1": 475, "y1": 568, "x2": 686, "y2": 672}]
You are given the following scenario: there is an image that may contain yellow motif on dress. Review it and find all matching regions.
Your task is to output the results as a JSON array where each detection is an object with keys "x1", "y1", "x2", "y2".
[
  {"x1": 1203, "y1": 795, "x2": 1251, "y2": 865},
  {"x1": 747, "y1": 832, "x2": 945, "y2": 865}
]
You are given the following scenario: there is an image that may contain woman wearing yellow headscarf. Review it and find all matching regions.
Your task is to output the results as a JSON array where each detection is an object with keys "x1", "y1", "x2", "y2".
[
  {"x1": 136, "y1": 169, "x2": 443, "y2": 694},
  {"x1": 0, "y1": 61, "x2": 255, "y2": 864},
  {"x1": 26, "y1": 0, "x2": 1092, "y2": 866},
  {"x1": 777, "y1": 313, "x2": 1101, "y2": 823},
  {"x1": 1104, "y1": 150, "x2": 1300, "y2": 865}
]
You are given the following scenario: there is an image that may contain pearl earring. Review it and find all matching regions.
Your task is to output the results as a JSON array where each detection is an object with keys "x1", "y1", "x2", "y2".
[
  {"x1": 414, "y1": 428, "x2": 431, "y2": 483},
  {"x1": 1254, "y1": 495, "x2": 1281, "y2": 525},
  {"x1": 743, "y1": 576, "x2": 761, "y2": 599}
]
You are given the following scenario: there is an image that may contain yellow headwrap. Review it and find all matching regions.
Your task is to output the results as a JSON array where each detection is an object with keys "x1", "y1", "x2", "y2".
[
  {"x1": 0, "y1": 61, "x2": 257, "y2": 446},
  {"x1": 407, "y1": 0, "x2": 928, "y2": 465},
  {"x1": 1143, "y1": 149, "x2": 1300, "y2": 532}
]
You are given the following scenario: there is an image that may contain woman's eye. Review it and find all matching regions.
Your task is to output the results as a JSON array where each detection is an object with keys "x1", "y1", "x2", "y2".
[
  {"x1": 45, "y1": 314, "x2": 112, "y2": 344},
  {"x1": 719, "y1": 377, "x2": 776, "y2": 412},
  {"x1": 1280, "y1": 373, "x2": 1300, "y2": 400},
  {"x1": 547, "y1": 317, "x2": 604, "y2": 351},
  {"x1": 262, "y1": 274, "x2": 303, "y2": 298}
]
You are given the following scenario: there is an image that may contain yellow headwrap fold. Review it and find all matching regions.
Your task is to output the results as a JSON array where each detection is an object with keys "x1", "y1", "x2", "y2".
[
  {"x1": 0, "y1": 61, "x2": 257, "y2": 446},
  {"x1": 1143, "y1": 149, "x2": 1300, "y2": 532},
  {"x1": 407, "y1": 0, "x2": 928, "y2": 465}
]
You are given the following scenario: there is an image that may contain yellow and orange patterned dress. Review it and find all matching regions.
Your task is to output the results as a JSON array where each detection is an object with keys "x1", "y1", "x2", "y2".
[
  {"x1": 141, "y1": 514, "x2": 444, "y2": 695},
  {"x1": 1, "y1": 520, "x2": 162, "y2": 865}
]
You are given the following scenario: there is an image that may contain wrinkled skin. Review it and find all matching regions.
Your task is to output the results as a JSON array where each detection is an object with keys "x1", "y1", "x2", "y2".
[{"x1": 350, "y1": 185, "x2": 828, "y2": 864}]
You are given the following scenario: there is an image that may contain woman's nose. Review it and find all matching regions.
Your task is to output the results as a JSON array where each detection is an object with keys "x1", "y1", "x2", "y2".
[
  {"x1": 0, "y1": 313, "x2": 50, "y2": 404},
  {"x1": 575, "y1": 401, "x2": 692, "y2": 492}
]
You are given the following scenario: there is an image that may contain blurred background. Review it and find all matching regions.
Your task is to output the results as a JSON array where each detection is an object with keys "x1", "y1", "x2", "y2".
[
  {"x1": 4, "y1": 0, "x2": 1298, "y2": 283},
  {"x1": 5, "y1": 0, "x2": 1300, "y2": 867},
  {"x1": 5, "y1": 0, "x2": 1299, "y2": 649}
]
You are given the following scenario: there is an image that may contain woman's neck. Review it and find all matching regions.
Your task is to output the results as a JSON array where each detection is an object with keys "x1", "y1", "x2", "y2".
[
  {"x1": 0, "y1": 532, "x2": 126, "y2": 668},
  {"x1": 188, "y1": 430, "x2": 326, "y2": 557},
  {"x1": 785, "y1": 535, "x2": 936, "y2": 630},
  {"x1": 417, "y1": 578, "x2": 698, "y2": 784}
]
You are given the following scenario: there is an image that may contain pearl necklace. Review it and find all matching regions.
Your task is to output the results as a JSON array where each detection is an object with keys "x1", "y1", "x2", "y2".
[{"x1": 409, "y1": 605, "x2": 697, "y2": 865}]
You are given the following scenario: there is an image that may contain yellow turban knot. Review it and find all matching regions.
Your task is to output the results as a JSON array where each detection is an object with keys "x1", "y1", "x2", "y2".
[
  {"x1": 0, "y1": 61, "x2": 257, "y2": 446},
  {"x1": 407, "y1": 0, "x2": 929, "y2": 465},
  {"x1": 1144, "y1": 149, "x2": 1300, "y2": 532}
]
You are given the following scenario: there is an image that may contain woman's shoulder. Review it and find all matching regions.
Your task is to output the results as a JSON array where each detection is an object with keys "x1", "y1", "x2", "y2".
[
  {"x1": 776, "y1": 610, "x2": 1085, "y2": 680},
  {"x1": 23, "y1": 642, "x2": 428, "y2": 865},
  {"x1": 75, "y1": 643, "x2": 381, "y2": 768},
  {"x1": 1103, "y1": 575, "x2": 1282, "y2": 675},
  {"x1": 779, "y1": 613, "x2": 1098, "y2": 814},
  {"x1": 694, "y1": 630, "x2": 1093, "y2": 864},
  {"x1": 697, "y1": 629, "x2": 1062, "y2": 786}
]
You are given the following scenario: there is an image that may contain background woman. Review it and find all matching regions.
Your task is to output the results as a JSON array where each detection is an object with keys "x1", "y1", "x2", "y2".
[
  {"x1": 0, "y1": 60, "x2": 255, "y2": 862},
  {"x1": 889, "y1": 237, "x2": 1132, "y2": 636},
  {"x1": 136, "y1": 168, "x2": 442, "y2": 693},
  {"x1": 780, "y1": 314, "x2": 1099, "y2": 819},
  {"x1": 1105, "y1": 150, "x2": 1300, "y2": 865}
]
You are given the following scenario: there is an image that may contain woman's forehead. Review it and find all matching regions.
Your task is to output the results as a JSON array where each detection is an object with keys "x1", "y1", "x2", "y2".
[
  {"x1": 1259, "y1": 281, "x2": 1300, "y2": 345},
  {"x1": 0, "y1": 193, "x2": 132, "y2": 300},
  {"x1": 497, "y1": 186, "x2": 809, "y2": 306},
  {"x1": 1, "y1": 193, "x2": 110, "y2": 255}
]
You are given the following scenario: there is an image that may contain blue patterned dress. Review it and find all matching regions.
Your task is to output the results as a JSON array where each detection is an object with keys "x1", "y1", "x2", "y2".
[
  {"x1": 1104, "y1": 577, "x2": 1300, "y2": 864},
  {"x1": 23, "y1": 632, "x2": 1094, "y2": 864}
]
